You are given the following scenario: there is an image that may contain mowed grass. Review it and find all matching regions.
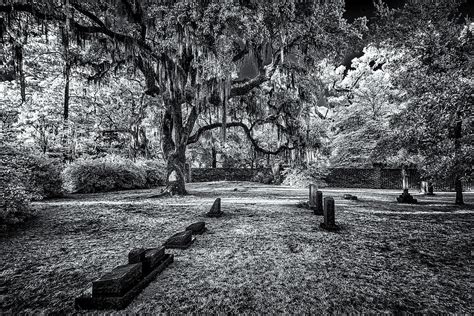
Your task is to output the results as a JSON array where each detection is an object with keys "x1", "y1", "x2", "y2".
[{"x1": 0, "y1": 182, "x2": 472, "y2": 314}]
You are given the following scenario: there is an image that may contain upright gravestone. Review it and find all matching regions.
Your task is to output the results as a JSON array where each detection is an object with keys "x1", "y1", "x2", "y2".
[
  {"x1": 309, "y1": 184, "x2": 317, "y2": 207},
  {"x1": 309, "y1": 185, "x2": 323, "y2": 215},
  {"x1": 397, "y1": 167, "x2": 417, "y2": 203},
  {"x1": 206, "y1": 198, "x2": 223, "y2": 217},
  {"x1": 314, "y1": 191, "x2": 324, "y2": 215},
  {"x1": 320, "y1": 197, "x2": 339, "y2": 231}
]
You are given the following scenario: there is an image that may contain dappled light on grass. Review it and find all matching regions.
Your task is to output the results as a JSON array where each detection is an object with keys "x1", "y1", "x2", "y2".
[{"x1": 0, "y1": 182, "x2": 472, "y2": 314}]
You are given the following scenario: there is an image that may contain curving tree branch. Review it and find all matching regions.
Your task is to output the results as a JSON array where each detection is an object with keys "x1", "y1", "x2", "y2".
[{"x1": 187, "y1": 121, "x2": 295, "y2": 155}]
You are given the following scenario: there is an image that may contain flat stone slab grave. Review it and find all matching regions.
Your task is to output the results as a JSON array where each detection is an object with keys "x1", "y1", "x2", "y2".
[
  {"x1": 186, "y1": 221, "x2": 206, "y2": 235},
  {"x1": 163, "y1": 230, "x2": 195, "y2": 249},
  {"x1": 343, "y1": 194, "x2": 358, "y2": 200},
  {"x1": 75, "y1": 254, "x2": 174, "y2": 310},
  {"x1": 128, "y1": 247, "x2": 166, "y2": 276}
]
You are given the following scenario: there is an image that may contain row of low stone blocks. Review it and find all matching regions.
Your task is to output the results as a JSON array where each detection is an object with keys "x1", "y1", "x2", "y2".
[{"x1": 75, "y1": 220, "x2": 208, "y2": 310}]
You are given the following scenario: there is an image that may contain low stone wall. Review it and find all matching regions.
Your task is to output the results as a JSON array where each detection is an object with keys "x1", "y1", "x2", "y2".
[
  {"x1": 325, "y1": 168, "x2": 420, "y2": 190},
  {"x1": 190, "y1": 168, "x2": 271, "y2": 182},
  {"x1": 190, "y1": 167, "x2": 471, "y2": 191},
  {"x1": 326, "y1": 168, "x2": 471, "y2": 191}
]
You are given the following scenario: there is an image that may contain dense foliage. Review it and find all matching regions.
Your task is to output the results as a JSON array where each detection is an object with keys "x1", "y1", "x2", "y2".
[
  {"x1": 372, "y1": 1, "x2": 473, "y2": 203},
  {"x1": 0, "y1": 0, "x2": 365, "y2": 194},
  {"x1": 281, "y1": 163, "x2": 328, "y2": 188},
  {"x1": 0, "y1": 146, "x2": 33, "y2": 227},
  {"x1": 62, "y1": 155, "x2": 165, "y2": 193},
  {"x1": 0, "y1": 0, "x2": 472, "y2": 203}
]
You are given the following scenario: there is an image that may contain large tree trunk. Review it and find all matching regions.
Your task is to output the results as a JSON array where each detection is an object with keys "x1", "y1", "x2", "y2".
[
  {"x1": 160, "y1": 100, "x2": 198, "y2": 196},
  {"x1": 164, "y1": 149, "x2": 187, "y2": 195},
  {"x1": 453, "y1": 117, "x2": 463, "y2": 205},
  {"x1": 13, "y1": 42, "x2": 26, "y2": 103},
  {"x1": 211, "y1": 147, "x2": 217, "y2": 168},
  {"x1": 455, "y1": 177, "x2": 464, "y2": 205}
]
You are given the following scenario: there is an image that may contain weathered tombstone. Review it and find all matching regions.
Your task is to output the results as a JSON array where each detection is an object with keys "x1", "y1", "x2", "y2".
[
  {"x1": 186, "y1": 221, "x2": 206, "y2": 235},
  {"x1": 397, "y1": 167, "x2": 417, "y2": 203},
  {"x1": 320, "y1": 197, "x2": 339, "y2": 231},
  {"x1": 75, "y1": 253, "x2": 174, "y2": 310},
  {"x1": 129, "y1": 247, "x2": 166, "y2": 275},
  {"x1": 128, "y1": 248, "x2": 146, "y2": 264},
  {"x1": 92, "y1": 263, "x2": 142, "y2": 297},
  {"x1": 164, "y1": 230, "x2": 194, "y2": 249},
  {"x1": 206, "y1": 198, "x2": 223, "y2": 217},
  {"x1": 397, "y1": 189, "x2": 418, "y2": 203},
  {"x1": 421, "y1": 181, "x2": 435, "y2": 196},
  {"x1": 427, "y1": 183, "x2": 434, "y2": 195},
  {"x1": 313, "y1": 191, "x2": 324, "y2": 215},
  {"x1": 142, "y1": 247, "x2": 165, "y2": 274},
  {"x1": 343, "y1": 194, "x2": 358, "y2": 200},
  {"x1": 308, "y1": 184, "x2": 317, "y2": 207}
]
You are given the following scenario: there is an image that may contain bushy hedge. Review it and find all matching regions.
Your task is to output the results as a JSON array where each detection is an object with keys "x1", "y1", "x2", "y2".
[
  {"x1": 134, "y1": 159, "x2": 167, "y2": 188},
  {"x1": 23, "y1": 155, "x2": 64, "y2": 200},
  {"x1": 62, "y1": 155, "x2": 166, "y2": 194},
  {"x1": 251, "y1": 170, "x2": 274, "y2": 184},
  {"x1": 0, "y1": 146, "x2": 33, "y2": 228},
  {"x1": 281, "y1": 164, "x2": 328, "y2": 188}
]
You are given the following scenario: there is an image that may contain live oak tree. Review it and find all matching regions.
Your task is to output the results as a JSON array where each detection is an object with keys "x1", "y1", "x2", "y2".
[{"x1": 1, "y1": 0, "x2": 365, "y2": 194}]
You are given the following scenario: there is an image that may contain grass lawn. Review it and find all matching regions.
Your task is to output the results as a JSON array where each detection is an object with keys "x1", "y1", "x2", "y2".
[{"x1": 0, "y1": 182, "x2": 472, "y2": 314}]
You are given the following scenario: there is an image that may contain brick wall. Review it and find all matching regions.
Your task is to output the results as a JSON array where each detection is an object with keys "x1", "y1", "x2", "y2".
[
  {"x1": 326, "y1": 168, "x2": 471, "y2": 191},
  {"x1": 190, "y1": 168, "x2": 271, "y2": 182},
  {"x1": 189, "y1": 167, "x2": 471, "y2": 191},
  {"x1": 326, "y1": 168, "x2": 421, "y2": 189}
]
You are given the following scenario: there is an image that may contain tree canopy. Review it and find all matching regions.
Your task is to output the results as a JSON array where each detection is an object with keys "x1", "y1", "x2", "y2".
[{"x1": 1, "y1": 0, "x2": 472, "y2": 201}]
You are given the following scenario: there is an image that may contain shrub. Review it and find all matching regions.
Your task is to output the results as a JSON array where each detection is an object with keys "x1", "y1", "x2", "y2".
[
  {"x1": 135, "y1": 159, "x2": 166, "y2": 187},
  {"x1": 251, "y1": 170, "x2": 274, "y2": 184},
  {"x1": 281, "y1": 164, "x2": 328, "y2": 188},
  {"x1": 23, "y1": 155, "x2": 64, "y2": 200},
  {"x1": 62, "y1": 155, "x2": 165, "y2": 193},
  {"x1": 0, "y1": 146, "x2": 34, "y2": 228}
]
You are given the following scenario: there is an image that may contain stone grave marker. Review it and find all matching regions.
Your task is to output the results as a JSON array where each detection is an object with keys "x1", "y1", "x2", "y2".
[
  {"x1": 313, "y1": 190, "x2": 324, "y2": 215},
  {"x1": 128, "y1": 247, "x2": 166, "y2": 275},
  {"x1": 397, "y1": 168, "x2": 417, "y2": 203},
  {"x1": 128, "y1": 248, "x2": 146, "y2": 264},
  {"x1": 186, "y1": 221, "x2": 206, "y2": 235},
  {"x1": 75, "y1": 250, "x2": 174, "y2": 310},
  {"x1": 320, "y1": 197, "x2": 339, "y2": 231},
  {"x1": 206, "y1": 198, "x2": 223, "y2": 217},
  {"x1": 343, "y1": 194, "x2": 358, "y2": 200},
  {"x1": 142, "y1": 247, "x2": 165, "y2": 275},
  {"x1": 92, "y1": 263, "x2": 143, "y2": 297},
  {"x1": 397, "y1": 189, "x2": 418, "y2": 204},
  {"x1": 309, "y1": 184, "x2": 317, "y2": 207},
  {"x1": 164, "y1": 230, "x2": 194, "y2": 249}
]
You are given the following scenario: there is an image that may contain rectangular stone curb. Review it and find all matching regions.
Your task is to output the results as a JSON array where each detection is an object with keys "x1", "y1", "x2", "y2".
[{"x1": 75, "y1": 254, "x2": 174, "y2": 310}]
